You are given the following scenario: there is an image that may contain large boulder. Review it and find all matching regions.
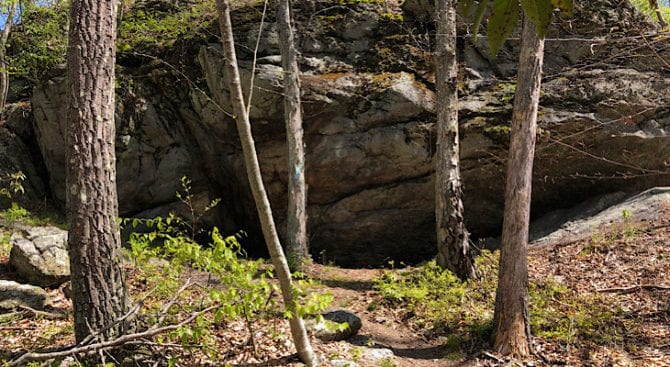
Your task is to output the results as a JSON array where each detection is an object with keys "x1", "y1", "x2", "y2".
[
  {"x1": 25, "y1": 0, "x2": 670, "y2": 266},
  {"x1": 0, "y1": 280, "x2": 49, "y2": 310},
  {"x1": 31, "y1": 76, "x2": 207, "y2": 216},
  {"x1": 9, "y1": 226, "x2": 70, "y2": 287}
]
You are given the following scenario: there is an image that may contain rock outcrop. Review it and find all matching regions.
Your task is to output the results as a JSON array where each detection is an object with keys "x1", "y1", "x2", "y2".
[
  {"x1": 530, "y1": 187, "x2": 670, "y2": 247},
  {"x1": 22, "y1": 0, "x2": 670, "y2": 266},
  {"x1": 9, "y1": 226, "x2": 70, "y2": 287}
]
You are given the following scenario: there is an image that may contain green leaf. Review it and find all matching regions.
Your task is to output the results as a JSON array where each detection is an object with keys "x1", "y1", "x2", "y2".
[
  {"x1": 472, "y1": 0, "x2": 491, "y2": 42},
  {"x1": 551, "y1": 0, "x2": 573, "y2": 16},
  {"x1": 520, "y1": 0, "x2": 553, "y2": 38},
  {"x1": 488, "y1": 0, "x2": 520, "y2": 55}
]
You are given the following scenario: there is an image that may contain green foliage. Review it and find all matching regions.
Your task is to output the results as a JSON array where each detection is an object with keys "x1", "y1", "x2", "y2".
[
  {"x1": 375, "y1": 252, "x2": 498, "y2": 346},
  {"x1": 175, "y1": 176, "x2": 221, "y2": 241},
  {"x1": 375, "y1": 250, "x2": 627, "y2": 352},
  {"x1": 0, "y1": 228, "x2": 12, "y2": 257},
  {"x1": 0, "y1": 202, "x2": 30, "y2": 226},
  {"x1": 461, "y1": 0, "x2": 573, "y2": 55},
  {"x1": 530, "y1": 278, "x2": 625, "y2": 345},
  {"x1": 488, "y1": 0, "x2": 519, "y2": 56},
  {"x1": 123, "y1": 177, "x2": 332, "y2": 358},
  {"x1": 117, "y1": 0, "x2": 217, "y2": 53},
  {"x1": 7, "y1": 3, "x2": 67, "y2": 82},
  {"x1": 630, "y1": 0, "x2": 670, "y2": 25},
  {"x1": 0, "y1": 171, "x2": 24, "y2": 200},
  {"x1": 520, "y1": 0, "x2": 553, "y2": 38},
  {"x1": 579, "y1": 210, "x2": 640, "y2": 256}
]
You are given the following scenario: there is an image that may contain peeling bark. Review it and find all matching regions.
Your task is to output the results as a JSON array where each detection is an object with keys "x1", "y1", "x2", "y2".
[
  {"x1": 434, "y1": 0, "x2": 475, "y2": 280},
  {"x1": 493, "y1": 16, "x2": 545, "y2": 358}
]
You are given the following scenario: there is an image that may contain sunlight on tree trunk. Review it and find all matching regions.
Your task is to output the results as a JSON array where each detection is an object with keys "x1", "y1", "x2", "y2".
[
  {"x1": 66, "y1": 0, "x2": 128, "y2": 347},
  {"x1": 215, "y1": 1, "x2": 318, "y2": 365},
  {"x1": 649, "y1": 0, "x2": 669, "y2": 27},
  {"x1": 277, "y1": 0, "x2": 308, "y2": 270},
  {"x1": 493, "y1": 15, "x2": 545, "y2": 358},
  {"x1": 0, "y1": 0, "x2": 19, "y2": 110},
  {"x1": 434, "y1": 0, "x2": 475, "y2": 280}
]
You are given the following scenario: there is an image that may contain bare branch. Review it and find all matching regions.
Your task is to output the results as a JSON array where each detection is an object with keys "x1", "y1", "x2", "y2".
[
  {"x1": 597, "y1": 284, "x2": 670, "y2": 293},
  {"x1": 7, "y1": 305, "x2": 219, "y2": 367}
]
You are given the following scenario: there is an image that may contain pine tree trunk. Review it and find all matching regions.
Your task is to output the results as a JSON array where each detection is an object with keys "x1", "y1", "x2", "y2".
[
  {"x1": 434, "y1": 0, "x2": 475, "y2": 280},
  {"x1": 0, "y1": 0, "x2": 18, "y2": 111},
  {"x1": 66, "y1": 0, "x2": 128, "y2": 343},
  {"x1": 277, "y1": 0, "x2": 308, "y2": 269},
  {"x1": 215, "y1": 1, "x2": 317, "y2": 365},
  {"x1": 493, "y1": 16, "x2": 545, "y2": 358}
]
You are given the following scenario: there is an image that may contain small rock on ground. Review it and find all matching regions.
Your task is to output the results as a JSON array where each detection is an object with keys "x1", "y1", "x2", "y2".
[{"x1": 0, "y1": 279, "x2": 49, "y2": 310}]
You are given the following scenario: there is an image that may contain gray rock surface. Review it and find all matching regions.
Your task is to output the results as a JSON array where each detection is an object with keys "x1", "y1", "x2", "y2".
[
  {"x1": 9, "y1": 226, "x2": 70, "y2": 287},
  {"x1": 0, "y1": 280, "x2": 49, "y2": 310},
  {"x1": 362, "y1": 347, "x2": 395, "y2": 361},
  {"x1": 531, "y1": 187, "x2": 670, "y2": 247},
  {"x1": 23, "y1": 0, "x2": 670, "y2": 266},
  {"x1": 308, "y1": 309, "x2": 362, "y2": 342},
  {"x1": 329, "y1": 360, "x2": 360, "y2": 367}
]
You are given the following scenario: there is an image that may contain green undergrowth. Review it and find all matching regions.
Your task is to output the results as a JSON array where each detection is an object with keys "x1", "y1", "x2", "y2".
[
  {"x1": 374, "y1": 250, "x2": 627, "y2": 358},
  {"x1": 0, "y1": 202, "x2": 66, "y2": 229},
  {"x1": 375, "y1": 252, "x2": 498, "y2": 354},
  {"x1": 119, "y1": 177, "x2": 334, "y2": 362},
  {"x1": 117, "y1": 0, "x2": 217, "y2": 54}
]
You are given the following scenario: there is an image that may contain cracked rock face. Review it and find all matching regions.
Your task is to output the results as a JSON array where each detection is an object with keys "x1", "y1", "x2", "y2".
[
  {"x1": 26, "y1": 0, "x2": 670, "y2": 266},
  {"x1": 9, "y1": 226, "x2": 70, "y2": 287}
]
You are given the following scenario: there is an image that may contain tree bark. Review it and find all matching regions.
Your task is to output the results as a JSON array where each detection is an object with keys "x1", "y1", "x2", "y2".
[
  {"x1": 493, "y1": 16, "x2": 545, "y2": 358},
  {"x1": 0, "y1": 0, "x2": 18, "y2": 111},
  {"x1": 649, "y1": 0, "x2": 668, "y2": 27},
  {"x1": 66, "y1": 0, "x2": 128, "y2": 343},
  {"x1": 215, "y1": 1, "x2": 317, "y2": 365},
  {"x1": 277, "y1": 0, "x2": 308, "y2": 269},
  {"x1": 434, "y1": 0, "x2": 475, "y2": 280}
]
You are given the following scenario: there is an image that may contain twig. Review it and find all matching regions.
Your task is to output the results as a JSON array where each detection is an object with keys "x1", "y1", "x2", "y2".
[
  {"x1": 18, "y1": 305, "x2": 68, "y2": 320},
  {"x1": 0, "y1": 326, "x2": 36, "y2": 330},
  {"x1": 245, "y1": 0, "x2": 269, "y2": 117},
  {"x1": 7, "y1": 305, "x2": 219, "y2": 367},
  {"x1": 481, "y1": 350, "x2": 505, "y2": 363},
  {"x1": 597, "y1": 284, "x2": 670, "y2": 293},
  {"x1": 157, "y1": 278, "x2": 192, "y2": 325}
]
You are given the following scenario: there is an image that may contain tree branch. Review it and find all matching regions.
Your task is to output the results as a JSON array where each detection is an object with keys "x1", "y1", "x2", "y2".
[
  {"x1": 597, "y1": 284, "x2": 670, "y2": 294},
  {"x1": 7, "y1": 305, "x2": 219, "y2": 367}
]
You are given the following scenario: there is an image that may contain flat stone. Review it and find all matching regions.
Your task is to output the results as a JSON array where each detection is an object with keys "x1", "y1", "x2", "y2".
[{"x1": 0, "y1": 280, "x2": 49, "y2": 310}]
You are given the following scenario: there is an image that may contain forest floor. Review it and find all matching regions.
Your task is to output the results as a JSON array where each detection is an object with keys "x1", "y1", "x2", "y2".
[{"x1": 1, "y1": 210, "x2": 669, "y2": 367}]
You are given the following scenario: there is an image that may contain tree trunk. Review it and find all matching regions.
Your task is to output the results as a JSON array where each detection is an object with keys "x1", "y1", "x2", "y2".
[
  {"x1": 492, "y1": 16, "x2": 545, "y2": 358},
  {"x1": 277, "y1": 0, "x2": 308, "y2": 269},
  {"x1": 434, "y1": 0, "x2": 475, "y2": 280},
  {"x1": 215, "y1": 1, "x2": 317, "y2": 365},
  {"x1": 649, "y1": 0, "x2": 668, "y2": 27},
  {"x1": 0, "y1": 0, "x2": 18, "y2": 111},
  {"x1": 66, "y1": 0, "x2": 128, "y2": 344}
]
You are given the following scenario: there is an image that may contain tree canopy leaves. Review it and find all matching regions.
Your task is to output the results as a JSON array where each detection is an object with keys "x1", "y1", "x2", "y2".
[{"x1": 463, "y1": 0, "x2": 573, "y2": 55}]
